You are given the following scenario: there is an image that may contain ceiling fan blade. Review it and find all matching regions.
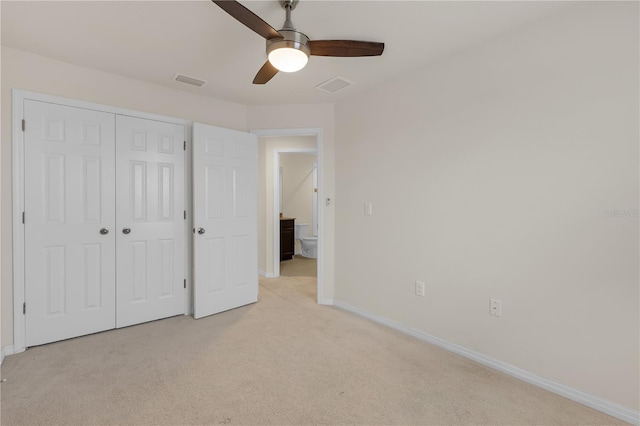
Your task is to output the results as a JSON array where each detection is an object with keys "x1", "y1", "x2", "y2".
[
  {"x1": 309, "y1": 40, "x2": 385, "y2": 57},
  {"x1": 212, "y1": 1, "x2": 282, "y2": 40},
  {"x1": 253, "y1": 61, "x2": 279, "y2": 84}
]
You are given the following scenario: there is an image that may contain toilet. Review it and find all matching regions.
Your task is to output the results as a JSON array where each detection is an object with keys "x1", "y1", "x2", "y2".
[
  {"x1": 300, "y1": 236, "x2": 317, "y2": 259},
  {"x1": 294, "y1": 223, "x2": 318, "y2": 259}
]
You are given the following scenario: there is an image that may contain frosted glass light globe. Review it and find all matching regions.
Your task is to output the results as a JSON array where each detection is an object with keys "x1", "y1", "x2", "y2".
[{"x1": 268, "y1": 47, "x2": 309, "y2": 73}]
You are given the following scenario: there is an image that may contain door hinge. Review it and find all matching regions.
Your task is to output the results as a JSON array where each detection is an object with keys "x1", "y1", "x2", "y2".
[
  {"x1": 184, "y1": 210, "x2": 186, "y2": 220},
  {"x1": 183, "y1": 141, "x2": 186, "y2": 151},
  {"x1": 184, "y1": 279, "x2": 187, "y2": 289},
  {"x1": 21, "y1": 119, "x2": 25, "y2": 132},
  {"x1": 23, "y1": 302, "x2": 26, "y2": 315},
  {"x1": 22, "y1": 212, "x2": 25, "y2": 224}
]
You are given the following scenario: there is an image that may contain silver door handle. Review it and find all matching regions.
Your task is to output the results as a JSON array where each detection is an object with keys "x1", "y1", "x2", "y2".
[
  {"x1": 100, "y1": 228, "x2": 109, "y2": 235},
  {"x1": 197, "y1": 228, "x2": 206, "y2": 235},
  {"x1": 122, "y1": 228, "x2": 131, "y2": 235}
]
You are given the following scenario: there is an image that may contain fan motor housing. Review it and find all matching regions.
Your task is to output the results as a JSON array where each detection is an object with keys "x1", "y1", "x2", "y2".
[
  {"x1": 267, "y1": 30, "x2": 310, "y2": 57},
  {"x1": 278, "y1": 0, "x2": 299, "y2": 10}
]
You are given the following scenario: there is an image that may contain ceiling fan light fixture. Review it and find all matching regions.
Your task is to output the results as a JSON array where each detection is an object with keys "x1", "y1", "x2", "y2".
[
  {"x1": 211, "y1": 0, "x2": 385, "y2": 85},
  {"x1": 268, "y1": 47, "x2": 308, "y2": 72},
  {"x1": 266, "y1": 30, "x2": 310, "y2": 73}
]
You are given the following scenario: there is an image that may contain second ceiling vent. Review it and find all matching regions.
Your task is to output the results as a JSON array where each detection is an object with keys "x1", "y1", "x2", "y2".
[
  {"x1": 316, "y1": 77, "x2": 353, "y2": 94},
  {"x1": 174, "y1": 73, "x2": 207, "y2": 88}
]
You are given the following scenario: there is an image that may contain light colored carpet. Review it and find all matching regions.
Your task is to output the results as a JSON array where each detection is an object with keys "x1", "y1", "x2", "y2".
[
  {"x1": 0, "y1": 276, "x2": 625, "y2": 425},
  {"x1": 280, "y1": 255, "x2": 317, "y2": 277}
]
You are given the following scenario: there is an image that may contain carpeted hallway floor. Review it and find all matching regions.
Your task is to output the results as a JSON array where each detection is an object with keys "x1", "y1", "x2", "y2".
[
  {"x1": 0, "y1": 276, "x2": 625, "y2": 425},
  {"x1": 280, "y1": 255, "x2": 317, "y2": 277}
]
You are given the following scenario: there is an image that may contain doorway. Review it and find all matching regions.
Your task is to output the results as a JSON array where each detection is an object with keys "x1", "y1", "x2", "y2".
[
  {"x1": 278, "y1": 151, "x2": 317, "y2": 278},
  {"x1": 252, "y1": 129, "x2": 324, "y2": 303}
]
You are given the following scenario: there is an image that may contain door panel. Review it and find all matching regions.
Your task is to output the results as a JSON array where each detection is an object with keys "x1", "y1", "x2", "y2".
[
  {"x1": 24, "y1": 100, "x2": 116, "y2": 346},
  {"x1": 115, "y1": 115, "x2": 185, "y2": 328},
  {"x1": 193, "y1": 123, "x2": 258, "y2": 319}
]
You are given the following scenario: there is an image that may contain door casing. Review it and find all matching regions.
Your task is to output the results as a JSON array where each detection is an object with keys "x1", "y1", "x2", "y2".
[{"x1": 250, "y1": 128, "x2": 328, "y2": 305}]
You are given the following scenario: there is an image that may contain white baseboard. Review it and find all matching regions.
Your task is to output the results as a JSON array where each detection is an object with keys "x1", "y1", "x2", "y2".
[
  {"x1": 1, "y1": 345, "x2": 16, "y2": 364},
  {"x1": 258, "y1": 270, "x2": 275, "y2": 278},
  {"x1": 318, "y1": 298, "x2": 334, "y2": 305},
  {"x1": 332, "y1": 300, "x2": 639, "y2": 426}
]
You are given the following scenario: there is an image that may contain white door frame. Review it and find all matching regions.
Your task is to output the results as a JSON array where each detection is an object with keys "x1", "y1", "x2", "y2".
[
  {"x1": 250, "y1": 128, "x2": 325, "y2": 304},
  {"x1": 312, "y1": 161, "x2": 318, "y2": 237},
  {"x1": 11, "y1": 89, "x2": 191, "y2": 354}
]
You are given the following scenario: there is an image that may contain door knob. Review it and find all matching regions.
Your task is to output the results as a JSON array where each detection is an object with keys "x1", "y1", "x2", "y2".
[
  {"x1": 122, "y1": 228, "x2": 131, "y2": 235},
  {"x1": 197, "y1": 228, "x2": 206, "y2": 235},
  {"x1": 99, "y1": 228, "x2": 109, "y2": 235}
]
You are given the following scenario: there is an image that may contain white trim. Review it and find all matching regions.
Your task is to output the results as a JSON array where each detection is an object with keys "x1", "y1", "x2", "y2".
[
  {"x1": 332, "y1": 300, "x2": 639, "y2": 426},
  {"x1": 312, "y1": 161, "x2": 318, "y2": 237},
  {"x1": 12, "y1": 90, "x2": 27, "y2": 353},
  {"x1": 251, "y1": 128, "x2": 325, "y2": 305},
  {"x1": 318, "y1": 298, "x2": 334, "y2": 306},
  {"x1": 13, "y1": 89, "x2": 186, "y2": 125},
  {"x1": 11, "y1": 89, "x2": 192, "y2": 351},
  {"x1": 258, "y1": 270, "x2": 275, "y2": 278},
  {"x1": 1, "y1": 345, "x2": 16, "y2": 364},
  {"x1": 184, "y1": 121, "x2": 194, "y2": 316},
  {"x1": 250, "y1": 128, "x2": 320, "y2": 138}
]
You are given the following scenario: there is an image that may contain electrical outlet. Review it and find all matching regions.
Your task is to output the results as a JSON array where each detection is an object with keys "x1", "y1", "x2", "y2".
[
  {"x1": 415, "y1": 281, "x2": 425, "y2": 297},
  {"x1": 364, "y1": 202, "x2": 373, "y2": 216},
  {"x1": 490, "y1": 299, "x2": 502, "y2": 317}
]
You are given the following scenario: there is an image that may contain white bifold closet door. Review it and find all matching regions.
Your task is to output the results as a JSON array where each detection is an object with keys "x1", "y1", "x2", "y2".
[
  {"x1": 23, "y1": 101, "x2": 185, "y2": 346},
  {"x1": 24, "y1": 100, "x2": 117, "y2": 347},
  {"x1": 192, "y1": 123, "x2": 258, "y2": 319},
  {"x1": 115, "y1": 115, "x2": 185, "y2": 328}
]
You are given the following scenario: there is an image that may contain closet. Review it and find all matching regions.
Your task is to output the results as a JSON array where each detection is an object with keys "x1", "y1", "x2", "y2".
[
  {"x1": 15, "y1": 91, "x2": 259, "y2": 350},
  {"x1": 23, "y1": 100, "x2": 185, "y2": 346}
]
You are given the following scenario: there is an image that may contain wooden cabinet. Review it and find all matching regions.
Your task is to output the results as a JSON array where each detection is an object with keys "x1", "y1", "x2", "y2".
[{"x1": 280, "y1": 218, "x2": 295, "y2": 261}]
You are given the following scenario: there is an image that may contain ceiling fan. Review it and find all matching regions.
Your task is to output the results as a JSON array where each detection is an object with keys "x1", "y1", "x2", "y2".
[{"x1": 212, "y1": 0, "x2": 385, "y2": 84}]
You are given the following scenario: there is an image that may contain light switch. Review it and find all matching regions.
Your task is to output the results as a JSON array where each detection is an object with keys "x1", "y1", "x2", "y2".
[{"x1": 364, "y1": 202, "x2": 373, "y2": 216}]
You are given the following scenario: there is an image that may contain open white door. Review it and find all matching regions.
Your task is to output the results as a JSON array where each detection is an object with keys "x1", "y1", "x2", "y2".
[{"x1": 193, "y1": 123, "x2": 258, "y2": 319}]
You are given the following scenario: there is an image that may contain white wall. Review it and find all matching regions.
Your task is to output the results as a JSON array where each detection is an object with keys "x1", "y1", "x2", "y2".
[
  {"x1": 1, "y1": 46, "x2": 249, "y2": 347},
  {"x1": 257, "y1": 137, "x2": 316, "y2": 274},
  {"x1": 249, "y1": 104, "x2": 335, "y2": 301},
  {"x1": 334, "y1": 2, "x2": 638, "y2": 412}
]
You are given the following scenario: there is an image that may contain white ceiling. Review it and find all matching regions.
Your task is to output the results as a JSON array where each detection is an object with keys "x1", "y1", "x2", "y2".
[{"x1": 1, "y1": 1, "x2": 570, "y2": 106}]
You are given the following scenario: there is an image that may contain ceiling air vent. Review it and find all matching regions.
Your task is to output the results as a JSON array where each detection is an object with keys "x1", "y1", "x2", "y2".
[
  {"x1": 316, "y1": 77, "x2": 353, "y2": 94},
  {"x1": 173, "y1": 73, "x2": 207, "y2": 88}
]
